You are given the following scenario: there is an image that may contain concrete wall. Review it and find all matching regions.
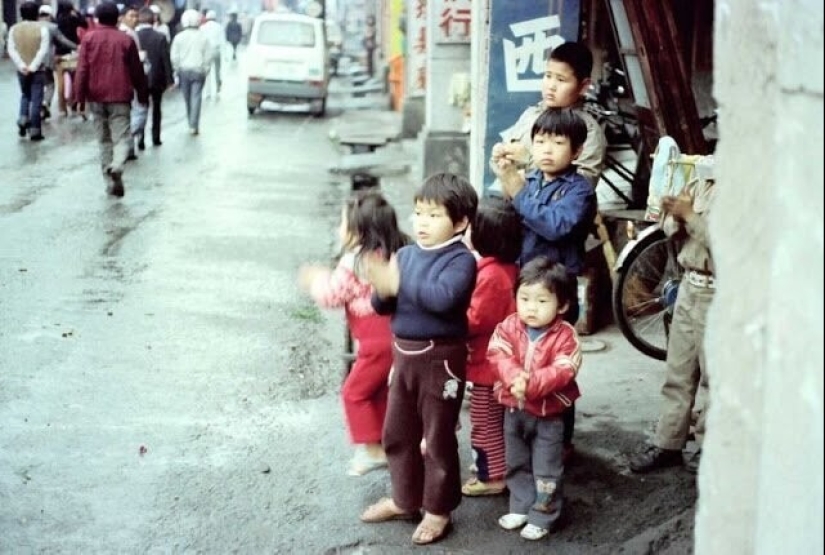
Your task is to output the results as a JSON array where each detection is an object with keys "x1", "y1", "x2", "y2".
[{"x1": 697, "y1": 1, "x2": 824, "y2": 553}]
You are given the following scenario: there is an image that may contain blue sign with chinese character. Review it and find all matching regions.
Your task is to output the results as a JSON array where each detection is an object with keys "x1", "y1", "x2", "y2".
[{"x1": 483, "y1": 1, "x2": 580, "y2": 194}]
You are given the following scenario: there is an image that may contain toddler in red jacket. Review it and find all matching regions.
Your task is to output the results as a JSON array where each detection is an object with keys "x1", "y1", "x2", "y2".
[
  {"x1": 488, "y1": 257, "x2": 581, "y2": 541},
  {"x1": 461, "y1": 197, "x2": 521, "y2": 497}
]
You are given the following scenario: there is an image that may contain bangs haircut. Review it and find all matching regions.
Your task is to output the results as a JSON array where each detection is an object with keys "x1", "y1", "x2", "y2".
[
  {"x1": 346, "y1": 190, "x2": 410, "y2": 262},
  {"x1": 414, "y1": 172, "x2": 478, "y2": 226},
  {"x1": 531, "y1": 107, "x2": 588, "y2": 151},
  {"x1": 548, "y1": 41, "x2": 593, "y2": 83},
  {"x1": 516, "y1": 256, "x2": 577, "y2": 309},
  {"x1": 472, "y1": 197, "x2": 522, "y2": 263}
]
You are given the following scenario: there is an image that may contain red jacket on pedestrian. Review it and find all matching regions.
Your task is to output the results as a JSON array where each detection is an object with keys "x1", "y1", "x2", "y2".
[
  {"x1": 466, "y1": 256, "x2": 518, "y2": 386},
  {"x1": 75, "y1": 25, "x2": 148, "y2": 104},
  {"x1": 489, "y1": 314, "x2": 581, "y2": 417}
]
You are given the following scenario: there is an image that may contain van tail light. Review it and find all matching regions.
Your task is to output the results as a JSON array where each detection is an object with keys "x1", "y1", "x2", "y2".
[
  {"x1": 249, "y1": 76, "x2": 262, "y2": 82},
  {"x1": 307, "y1": 80, "x2": 324, "y2": 88}
]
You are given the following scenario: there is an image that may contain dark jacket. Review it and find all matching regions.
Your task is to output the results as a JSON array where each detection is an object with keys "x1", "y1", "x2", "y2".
[
  {"x1": 55, "y1": 11, "x2": 86, "y2": 55},
  {"x1": 225, "y1": 21, "x2": 242, "y2": 45},
  {"x1": 513, "y1": 168, "x2": 597, "y2": 275},
  {"x1": 137, "y1": 25, "x2": 173, "y2": 91},
  {"x1": 372, "y1": 238, "x2": 477, "y2": 341},
  {"x1": 75, "y1": 26, "x2": 148, "y2": 104}
]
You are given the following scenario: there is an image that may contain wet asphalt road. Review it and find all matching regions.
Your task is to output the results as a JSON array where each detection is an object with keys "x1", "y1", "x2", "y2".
[{"x1": 0, "y1": 55, "x2": 696, "y2": 554}]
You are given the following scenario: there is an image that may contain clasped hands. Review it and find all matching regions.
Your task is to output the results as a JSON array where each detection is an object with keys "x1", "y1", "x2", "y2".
[
  {"x1": 661, "y1": 192, "x2": 695, "y2": 223},
  {"x1": 490, "y1": 141, "x2": 529, "y2": 199}
]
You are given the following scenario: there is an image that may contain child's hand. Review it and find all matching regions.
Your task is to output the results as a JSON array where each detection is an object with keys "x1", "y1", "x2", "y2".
[
  {"x1": 503, "y1": 142, "x2": 531, "y2": 168},
  {"x1": 297, "y1": 264, "x2": 330, "y2": 294},
  {"x1": 363, "y1": 252, "x2": 400, "y2": 298},
  {"x1": 661, "y1": 193, "x2": 695, "y2": 222},
  {"x1": 510, "y1": 372, "x2": 528, "y2": 400}
]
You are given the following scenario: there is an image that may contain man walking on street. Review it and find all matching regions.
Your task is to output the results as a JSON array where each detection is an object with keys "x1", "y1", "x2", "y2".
[
  {"x1": 8, "y1": 1, "x2": 51, "y2": 141},
  {"x1": 135, "y1": 7, "x2": 173, "y2": 148},
  {"x1": 170, "y1": 9, "x2": 211, "y2": 136},
  {"x1": 200, "y1": 10, "x2": 223, "y2": 98},
  {"x1": 75, "y1": 1, "x2": 148, "y2": 197}
]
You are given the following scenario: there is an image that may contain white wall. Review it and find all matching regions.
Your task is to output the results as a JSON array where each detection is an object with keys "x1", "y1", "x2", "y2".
[{"x1": 697, "y1": 0, "x2": 824, "y2": 553}]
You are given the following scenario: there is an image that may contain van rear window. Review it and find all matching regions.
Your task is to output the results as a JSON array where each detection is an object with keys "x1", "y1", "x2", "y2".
[{"x1": 257, "y1": 21, "x2": 316, "y2": 47}]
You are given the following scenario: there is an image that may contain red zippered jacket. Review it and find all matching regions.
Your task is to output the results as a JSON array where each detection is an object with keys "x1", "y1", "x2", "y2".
[
  {"x1": 489, "y1": 314, "x2": 581, "y2": 417},
  {"x1": 75, "y1": 26, "x2": 148, "y2": 104}
]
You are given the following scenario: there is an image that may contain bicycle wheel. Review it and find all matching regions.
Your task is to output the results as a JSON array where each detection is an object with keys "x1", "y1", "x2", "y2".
[{"x1": 612, "y1": 228, "x2": 682, "y2": 361}]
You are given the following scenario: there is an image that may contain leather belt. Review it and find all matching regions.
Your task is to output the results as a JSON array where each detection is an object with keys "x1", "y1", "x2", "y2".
[{"x1": 686, "y1": 270, "x2": 715, "y2": 289}]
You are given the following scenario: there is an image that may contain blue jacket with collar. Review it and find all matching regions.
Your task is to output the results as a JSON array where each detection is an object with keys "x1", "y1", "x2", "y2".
[{"x1": 512, "y1": 168, "x2": 597, "y2": 275}]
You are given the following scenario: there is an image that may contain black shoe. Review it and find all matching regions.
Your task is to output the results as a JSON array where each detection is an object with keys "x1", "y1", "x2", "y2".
[
  {"x1": 152, "y1": 139, "x2": 162, "y2": 146},
  {"x1": 17, "y1": 121, "x2": 27, "y2": 137},
  {"x1": 41, "y1": 105, "x2": 51, "y2": 120},
  {"x1": 137, "y1": 137, "x2": 146, "y2": 151},
  {"x1": 126, "y1": 151, "x2": 138, "y2": 162},
  {"x1": 30, "y1": 134, "x2": 45, "y2": 142},
  {"x1": 105, "y1": 169, "x2": 125, "y2": 197},
  {"x1": 628, "y1": 446, "x2": 683, "y2": 473}
]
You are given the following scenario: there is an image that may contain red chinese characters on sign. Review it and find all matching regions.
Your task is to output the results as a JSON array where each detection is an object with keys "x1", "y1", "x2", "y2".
[
  {"x1": 409, "y1": 0, "x2": 427, "y2": 97},
  {"x1": 435, "y1": 0, "x2": 471, "y2": 43}
]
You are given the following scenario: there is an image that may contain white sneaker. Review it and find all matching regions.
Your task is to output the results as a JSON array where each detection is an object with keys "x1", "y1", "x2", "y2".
[
  {"x1": 498, "y1": 513, "x2": 528, "y2": 530},
  {"x1": 520, "y1": 523, "x2": 549, "y2": 541}
]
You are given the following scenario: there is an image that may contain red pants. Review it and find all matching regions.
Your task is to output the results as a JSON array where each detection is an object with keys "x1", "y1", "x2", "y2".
[{"x1": 342, "y1": 316, "x2": 393, "y2": 444}]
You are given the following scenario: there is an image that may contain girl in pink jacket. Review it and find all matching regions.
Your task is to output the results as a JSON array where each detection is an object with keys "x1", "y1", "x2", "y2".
[{"x1": 298, "y1": 191, "x2": 409, "y2": 476}]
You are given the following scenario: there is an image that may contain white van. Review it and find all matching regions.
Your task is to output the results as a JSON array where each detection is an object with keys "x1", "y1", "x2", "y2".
[{"x1": 246, "y1": 13, "x2": 329, "y2": 117}]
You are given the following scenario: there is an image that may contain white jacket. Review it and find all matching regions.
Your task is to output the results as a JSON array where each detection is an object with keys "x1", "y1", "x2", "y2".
[
  {"x1": 170, "y1": 27, "x2": 211, "y2": 75},
  {"x1": 200, "y1": 20, "x2": 223, "y2": 56}
]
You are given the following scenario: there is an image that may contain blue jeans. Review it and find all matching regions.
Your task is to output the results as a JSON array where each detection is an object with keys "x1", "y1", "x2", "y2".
[
  {"x1": 178, "y1": 70, "x2": 205, "y2": 131},
  {"x1": 18, "y1": 70, "x2": 46, "y2": 135}
]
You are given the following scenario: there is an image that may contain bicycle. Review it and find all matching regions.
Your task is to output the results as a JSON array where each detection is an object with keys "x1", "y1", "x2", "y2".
[{"x1": 611, "y1": 153, "x2": 715, "y2": 361}]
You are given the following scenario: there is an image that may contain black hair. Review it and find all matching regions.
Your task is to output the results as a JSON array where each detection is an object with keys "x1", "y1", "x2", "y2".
[
  {"x1": 471, "y1": 197, "x2": 522, "y2": 263},
  {"x1": 516, "y1": 256, "x2": 577, "y2": 311},
  {"x1": 548, "y1": 42, "x2": 594, "y2": 83},
  {"x1": 138, "y1": 7, "x2": 154, "y2": 23},
  {"x1": 530, "y1": 107, "x2": 588, "y2": 152},
  {"x1": 414, "y1": 172, "x2": 478, "y2": 228},
  {"x1": 121, "y1": 4, "x2": 138, "y2": 16},
  {"x1": 344, "y1": 190, "x2": 410, "y2": 263},
  {"x1": 95, "y1": 2, "x2": 120, "y2": 25},
  {"x1": 19, "y1": 1, "x2": 39, "y2": 21},
  {"x1": 56, "y1": 0, "x2": 73, "y2": 17}
]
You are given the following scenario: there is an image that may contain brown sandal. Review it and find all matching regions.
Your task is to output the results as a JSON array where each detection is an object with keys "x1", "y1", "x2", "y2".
[
  {"x1": 411, "y1": 513, "x2": 452, "y2": 545},
  {"x1": 360, "y1": 497, "x2": 420, "y2": 523}
]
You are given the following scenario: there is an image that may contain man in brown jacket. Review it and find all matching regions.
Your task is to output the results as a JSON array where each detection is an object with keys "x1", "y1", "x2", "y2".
[
  {"x1": 75, "y1": 1, "x2": 148, "y2": 197},
  {"x1": 7, "y1": 1, "x2": 51, "y2": 141}
]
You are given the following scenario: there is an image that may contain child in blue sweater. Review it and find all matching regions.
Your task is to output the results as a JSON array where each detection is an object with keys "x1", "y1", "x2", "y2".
[{"x1": 359, "y1": 173, "x2": 478, "y2": 546}]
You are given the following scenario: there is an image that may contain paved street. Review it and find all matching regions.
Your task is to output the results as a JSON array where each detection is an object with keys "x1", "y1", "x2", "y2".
[{"x1": 1, "y1": 54, "x2": 696, "y2": 554}]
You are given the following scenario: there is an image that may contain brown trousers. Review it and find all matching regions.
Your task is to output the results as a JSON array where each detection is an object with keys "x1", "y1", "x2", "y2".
[{"x1": 384, "y1": 337, "x2": 467, "y2": 516}]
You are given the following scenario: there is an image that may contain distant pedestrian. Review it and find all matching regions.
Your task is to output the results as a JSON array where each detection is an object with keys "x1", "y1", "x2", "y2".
[
  {"x1": 149, "y1": 5, "x2": 171, "y2": 43},
  {"x1": 37, "y1": 4, "x2": 77, "y2": 121},
  {"x1": 359, "y1": 173, "x2": 478, "y2": 546},
  {"x1": 55, "y1": 0, "x2": 87, "y2": 116},
  {"x1": 298, "y1": 191, "x2": 409, "y2": 477},
  {"x1": 460, "y1": 197, "x2": 521, "y2": 498},
  {"x1": 170, "y1": 9, "x2": 211, "y2": 135},
  {"x1": 362, "y1": 15, "x2": 376, "y2": 78},
  {"x1": 135, "y1": 7, "x2": 174, "y2": 149},
  {"x1": 7, "y1": 1, "x2": 51, "y2": 141},
  {"x1": 75, "y1": 1, "x2": 148, "y2": 197},
  {"x1": 200, "y1": 10, "x2": 223, "y2": 97},
  {"x1": 488, "y1": 257, "x2": 582, "y2": 542},
  {"x1": 225, "y1": 11, "x2": 242, "y2": 61}
]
